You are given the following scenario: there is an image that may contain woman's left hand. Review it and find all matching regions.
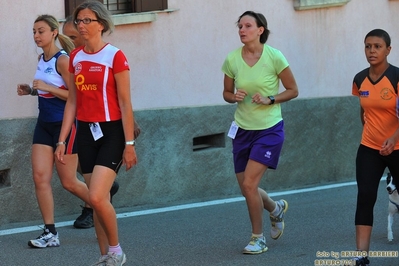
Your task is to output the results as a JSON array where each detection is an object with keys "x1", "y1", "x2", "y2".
[
  {"x1": 33, "y1": 79, "x2": 48, "y2": 92},
  {"x1": 123, "y1": 146, "x2": 137, "y2": 171},
  {"x1": 380, "y1": 138, "x2": 395, "y2": 156},
  {"x1": 251, "y1": 93, "x2": 269, "y2": 105}
]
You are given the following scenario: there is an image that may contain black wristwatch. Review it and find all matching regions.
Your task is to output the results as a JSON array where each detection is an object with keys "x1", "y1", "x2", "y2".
[{"x1": 267, "y1": 96, "x2": 275, "y2": 105}]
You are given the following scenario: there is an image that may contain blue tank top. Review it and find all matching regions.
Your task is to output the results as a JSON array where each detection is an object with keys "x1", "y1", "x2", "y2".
[{"x1": 35, "y1": 50, "x2": 68, "y2": 122}]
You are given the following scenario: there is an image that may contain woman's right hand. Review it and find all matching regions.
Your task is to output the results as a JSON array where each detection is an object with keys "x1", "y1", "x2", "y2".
[
  {"x1": 55, "y1": 145, "x2": 66, "y2": 164},
  {"x1": 235, "y1": 89, "x2": 248, "y2": 102},
  {"x1": 17, "y1": 84, "x2": 31, "y2": 96}
]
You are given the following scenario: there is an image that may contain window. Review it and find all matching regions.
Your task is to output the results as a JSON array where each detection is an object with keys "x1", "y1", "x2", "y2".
[
  {"x1": 65, "y1": 0, "x2": 168, "y2": 17},
  {"x1": 293, "y1": 0, "x2": 350, "y2": 10}
]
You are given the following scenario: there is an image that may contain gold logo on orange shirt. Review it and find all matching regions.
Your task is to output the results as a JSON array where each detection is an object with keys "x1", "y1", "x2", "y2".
[{"x1": 380, "y1": 87, "x2": 393, "y2": 100}]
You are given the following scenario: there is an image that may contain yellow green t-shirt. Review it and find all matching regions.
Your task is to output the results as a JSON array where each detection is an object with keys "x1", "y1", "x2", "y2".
[{"x1": 222, "y1": 44, "x2": 289, "y2": 130}]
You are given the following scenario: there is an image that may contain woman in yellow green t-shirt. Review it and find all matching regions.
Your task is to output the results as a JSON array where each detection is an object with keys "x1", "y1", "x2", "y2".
[{"x1": 221, "y1": 11, "x2": 298, "y2": 255}]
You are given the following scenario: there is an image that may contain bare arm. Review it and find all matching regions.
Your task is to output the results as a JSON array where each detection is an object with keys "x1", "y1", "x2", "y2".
[
  {"x1": 252, "y1": 66, "x2": 299, "y2": 105},
  {"x1": 115, "y1": 70, "x2": 137, "y2": 170},
  {"x1": 380, "y1": 126, "x2": 399, "y2": 156},
  {"x1": 223, "y1": 74, "x2": 247, "y2": 103},
  {"x1": 32, "y1": 55, "x2": 70, "y2": 101},
  {"x1": 275, "y1": 66, "x2": 299, "y2": 103},
  {"x1": 54, "y1": 72, "x2": 77, "y2": 163}
]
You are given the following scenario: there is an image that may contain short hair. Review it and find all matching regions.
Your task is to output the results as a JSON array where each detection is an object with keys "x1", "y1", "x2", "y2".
[
  {"x1": 34, "y1": 14, "x2": 74, "y2": 54},
  {"x1": 62, "y1": 16, "x2": 73, "y2": 33},
  {"x1": 64, "y1": 15, "x2": 73, "y2": 25},
  {"x1": 73, "y1": 1, "x2": 114, "y2": 35},
  {"x1": 364, "y1": 29, "x2": 391, "y2": 47},
  {"x1": 237, "y1": 11, "x2": 270, "y2": 44}
]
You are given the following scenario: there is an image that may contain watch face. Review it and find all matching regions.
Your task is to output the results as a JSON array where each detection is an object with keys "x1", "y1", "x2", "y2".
[{"x1": 268, "y1": 96, "x2": 275, "y2": 104}]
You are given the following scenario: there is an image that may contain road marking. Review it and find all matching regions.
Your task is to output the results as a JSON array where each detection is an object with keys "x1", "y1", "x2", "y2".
[{"x1": 0, "y1": 180, "x2": 358, "y2": 236}]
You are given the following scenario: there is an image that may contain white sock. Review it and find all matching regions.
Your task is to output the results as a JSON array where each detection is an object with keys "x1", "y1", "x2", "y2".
[
  {"x1": 108, "y1": 244, "x2": 123, "y2": 255},
  {"x1": 271, "y1": 201, "x2": 281, "y2": 217},
  {"x1": 252, "y1": 233, "x2": 263, "y2": 238}
]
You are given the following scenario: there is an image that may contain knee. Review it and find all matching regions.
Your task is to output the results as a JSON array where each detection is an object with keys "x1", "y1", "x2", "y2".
[
  {"x1": 60, "y1": 179, "x2": 77, "y2": 193},
  {"x1": 240, "y1": 181, "x2": 257, "y2": 197},
  {"x1": 32, "y1": 173, "x2": 51, "y2": 189},
  {"x1": 89, "y1": 193, "x2": 106, "y2": 209}
]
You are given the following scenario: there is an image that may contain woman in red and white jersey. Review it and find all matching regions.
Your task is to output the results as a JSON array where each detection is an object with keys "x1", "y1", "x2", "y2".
[{"x1": 55, "y1": 2, "x2": 137, "y2": 265}]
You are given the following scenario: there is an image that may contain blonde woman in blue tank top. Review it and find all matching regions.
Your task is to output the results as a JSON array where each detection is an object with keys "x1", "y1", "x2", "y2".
[{"x1": 16, "y1": 14, "x2": 90, "y2": 249}]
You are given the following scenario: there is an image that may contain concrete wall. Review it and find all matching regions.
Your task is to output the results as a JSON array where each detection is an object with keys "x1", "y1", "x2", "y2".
[
  {"x1": 0, "y1": 0, "x2": 396, "y2": 226},
  {"x1": 0, "y1": 96, "x2": 362, "y2": 226}
]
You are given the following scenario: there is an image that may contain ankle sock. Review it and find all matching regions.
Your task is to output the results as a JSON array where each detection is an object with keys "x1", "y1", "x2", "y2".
[
  {"x1": 271, "y1": 201, "x2": 281, "y2": 217},
  {"x1": 109, "y1": 243, "x2": 123, "y2": 255},
  {"x1": 44, "y1": 224, "x2": 57, "y2": 235},
  {"x1": 252, "y1": 233, "x2": 263, "y2": 238}
]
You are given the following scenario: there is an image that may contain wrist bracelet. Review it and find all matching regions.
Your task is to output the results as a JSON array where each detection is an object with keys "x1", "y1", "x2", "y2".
[
  {"x1": 125, "y1": 140, "x2": 135, "y2": 146},
  {"x1": 56, "y1": 141, "x2": 66, "y2": 146}
]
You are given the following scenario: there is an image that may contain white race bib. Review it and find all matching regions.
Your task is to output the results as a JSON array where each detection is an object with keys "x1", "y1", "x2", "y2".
[
  {"x1": 227, "y1": 121, "x2": 239, "y2": 139},
  {"x1": 89, "y1": 122, "x2": 104, "y2": 141}
]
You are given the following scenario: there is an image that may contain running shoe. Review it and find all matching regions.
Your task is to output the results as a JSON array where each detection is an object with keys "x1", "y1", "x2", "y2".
[
  {"x1": 74, "y1": 206, "x2": 94, "y2": 229},
  {"x1": 106, "y1": 252, "x2": 126, "y2": 266},
  {"x1": 353, "y1": 256, "x2": 370, "y2": 266},
  {"x1": 28, "y1": 228, "x2": 60, "y2": 248},
  {"x1": 242, "y1": 236, "x2": 268, "y2": 254},
  {"x1": 270, "y1": 199, "x2": 288, "y2": 240},
  {"x1": 91, "y1": 255, "x2": 109, "y2": 266}
]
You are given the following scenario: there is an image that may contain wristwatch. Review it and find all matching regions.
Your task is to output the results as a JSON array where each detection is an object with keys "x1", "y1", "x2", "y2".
[{"x1": 267, "y1": 96, "x2": 275, "y2": 105}]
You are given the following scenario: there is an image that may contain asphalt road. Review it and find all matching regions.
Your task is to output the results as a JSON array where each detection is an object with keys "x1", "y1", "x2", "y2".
[{"x1": 1, "y1": 180, "x2": 398, "y2": 266}]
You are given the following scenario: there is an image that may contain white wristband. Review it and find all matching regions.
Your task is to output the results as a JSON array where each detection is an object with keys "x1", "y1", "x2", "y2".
[
  {"x1": 56, "y1": 141, "x2": 66, "y2": 146},
  {"x1": 125, "y1": 140, "x2": 135, "y2": 146}
]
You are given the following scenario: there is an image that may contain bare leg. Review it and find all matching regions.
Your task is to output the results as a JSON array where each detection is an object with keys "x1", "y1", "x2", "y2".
[
  {"x1": 55, "y1": 154, "x2": 90, "y2": 205},
  {"x1": 258, "y1": 188, "x2": 276, "y2": 212},
  {"x1": 78, "y1": 164, "x2": 92, "y2": 208},
  {"x1": 31, "y1": 144, "x2": 55, "y2": 224},
  {"x1": 236, "y1": 159, "x2": 268, "y2": 234},
  {"x1": 356, "y1": 225, "x2": 372, "y2": 252},
  {"x1": 89, "y1": 166, "x2": 120, "y2": 253}
]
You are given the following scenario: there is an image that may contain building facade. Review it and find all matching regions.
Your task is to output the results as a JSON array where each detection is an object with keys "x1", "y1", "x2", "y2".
[{"x1": 1, "y1": 0, "x2": 398, "y2": 225}]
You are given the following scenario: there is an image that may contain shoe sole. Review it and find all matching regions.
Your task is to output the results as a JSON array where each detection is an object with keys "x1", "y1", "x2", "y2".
[
  {"x1": 73, "y1": 224, "x2": 94, "y2": 229},
  {"x1": 242, "y1": 246, "x2": 268, "y2": 255},
  {"x1": 271, "y1": 200, "x2": 288, "y2": 240},
  {"x1": 28, "y1": 241, "x2": 60, "y2": 248}
]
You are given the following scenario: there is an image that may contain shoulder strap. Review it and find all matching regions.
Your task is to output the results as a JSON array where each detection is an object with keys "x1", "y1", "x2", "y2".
[
  {"x1": 54, "y1": 50, "x2": 67, "y2": 59},
  {"x1": 53, "y1": 50, "x2": 68, "y2": 76}
]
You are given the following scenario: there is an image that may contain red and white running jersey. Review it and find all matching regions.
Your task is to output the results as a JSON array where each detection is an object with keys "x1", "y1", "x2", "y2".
[{"x1": 69, "y1": 43, "x2": 130, "y2": 122}]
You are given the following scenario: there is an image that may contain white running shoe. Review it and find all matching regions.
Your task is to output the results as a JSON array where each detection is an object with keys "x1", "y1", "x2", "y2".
[
  {"x1": 28, "y1": 229, "x2": 60, "y2": 248},
  {"x1": 106, "y1": 252, "x2": 126, "y2": 266},
  {"x1": 91, "y1": 255, "x2": 109, "y2": 266},
  {"x1": 242, "y1": 236, "x2": 268, "y2": 254}
]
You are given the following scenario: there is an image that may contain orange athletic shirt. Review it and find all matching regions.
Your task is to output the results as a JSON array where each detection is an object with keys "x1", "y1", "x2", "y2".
[{"x1": 352, "y1": 64, "x2": 399, "y2": 150}]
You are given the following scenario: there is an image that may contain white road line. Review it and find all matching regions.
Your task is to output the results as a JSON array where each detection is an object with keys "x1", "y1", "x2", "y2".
[{"x1": 0, "y1": 181, "x2": 358, "y2": 236}]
